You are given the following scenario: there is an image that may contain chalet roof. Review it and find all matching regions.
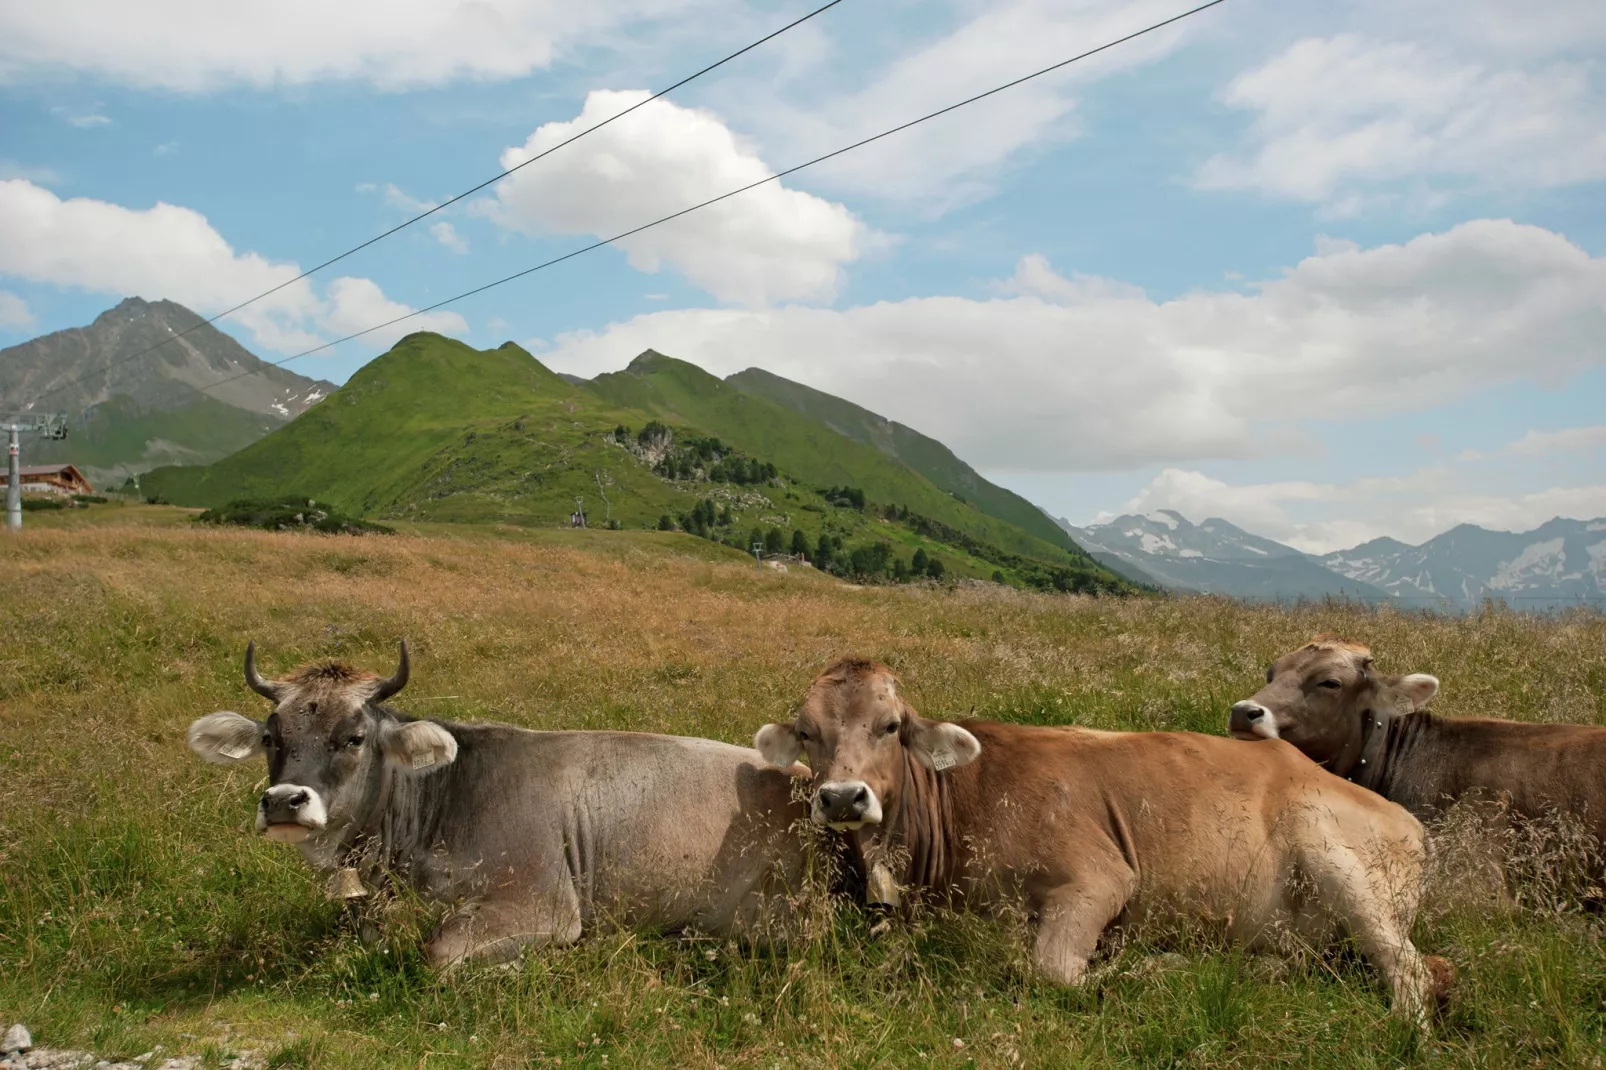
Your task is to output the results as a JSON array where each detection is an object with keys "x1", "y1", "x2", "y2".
[{"x1": 18, "y1": 465, "x2": 81, "y2": 477}]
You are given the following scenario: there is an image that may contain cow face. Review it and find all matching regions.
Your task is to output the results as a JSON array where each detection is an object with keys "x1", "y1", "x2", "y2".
[
  {"x1": 186, "y1": 642, "x2": 456, "y2": 849},
  {"x1": 1228, "y1": 636, "x2": 1439, "y2": 768},
  {"x1": 754, "y1": 659, "x2": 979, "y2": 831}
]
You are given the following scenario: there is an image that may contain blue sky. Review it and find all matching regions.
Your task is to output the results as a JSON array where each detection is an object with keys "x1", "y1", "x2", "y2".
[{"x1": 1, "y1": 0, "x2": 1602, "y2": 550}]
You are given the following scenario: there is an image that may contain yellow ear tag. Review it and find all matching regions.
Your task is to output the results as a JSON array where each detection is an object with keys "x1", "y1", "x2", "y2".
[
  {"x1": 930, "y1": 751, "x2": 957, "y2": 771},
  {"x1": 411, "y1": 753, "x2": 435, "y2": 770}
]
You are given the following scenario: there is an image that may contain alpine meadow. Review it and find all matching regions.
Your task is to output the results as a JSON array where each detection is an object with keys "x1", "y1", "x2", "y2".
[
  {"x1": 1, "y1": 504, "x2": 1603, "y2": 1068},
  {"x1": 3, "y1": 0, "x2": 1604, "y2": 1065}
]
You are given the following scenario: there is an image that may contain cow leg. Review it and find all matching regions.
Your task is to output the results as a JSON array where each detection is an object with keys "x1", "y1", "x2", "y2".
[
  {"x1": 425, "y1": 891, "x2": 584, "y2": 968},
  {"x1": 1031, "y1": 871, "x2": 1134, "y2": 986},
  {"x1": 1302, "y1": 843, "x2": 1440, "y2": 1023}
]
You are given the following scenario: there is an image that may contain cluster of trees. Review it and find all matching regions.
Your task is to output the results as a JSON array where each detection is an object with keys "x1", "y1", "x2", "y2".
[
  {"x1": 616, "y1": 422, "x2": 780, "y2": 485},
  {"x1": 820, "y1": 485, "x2": 866, "y2": 510},
  {"x1": 665, "y1": 497, "x2": 735, "y2": 537},
  {"x1": 811, "y1": 533, "x2": 945, "y2": 583},
  {"x1": 881, "y1": 504, "x2": 1122, "y2": 595},
  {"x1": 654, "y1": 509, "x2": 942, "y2": 582}
]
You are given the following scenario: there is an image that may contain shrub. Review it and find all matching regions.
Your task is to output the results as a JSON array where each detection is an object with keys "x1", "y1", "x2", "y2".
[
  {"x1": 20, "y1": 497, "x2": 66, "y2": 511},
  {"x1": 658, "y1": 515, "x2": 674, "y2": 531},
  {"x1": 195, "y1": 496, "x2": 393, "y2": 535}
]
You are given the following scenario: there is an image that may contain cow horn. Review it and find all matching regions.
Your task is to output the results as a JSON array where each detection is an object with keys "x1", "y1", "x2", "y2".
[
  {"x1": 370, "y1": 640, "x2": 410, "y2": 704},
  {"x1": 243, "y1": 641, "x2": 282, "y2": 701}
]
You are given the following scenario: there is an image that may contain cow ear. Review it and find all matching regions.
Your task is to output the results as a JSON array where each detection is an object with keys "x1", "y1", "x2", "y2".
[
  {"x1": 754, "y1": 723, "x2": 803, "y2": 767},
  {"x1": 382, "y1": 720, "x2": 458, "y2": 773},
  {"x1": 1393, "y1": 673, "x2": 1440, "y2": 709},
  {"x1": 188, "y1": 711, "x2": 264, "y2": 764},
  {"x1": 907, "y1": 719, "x2": 981, "y2": 772}
]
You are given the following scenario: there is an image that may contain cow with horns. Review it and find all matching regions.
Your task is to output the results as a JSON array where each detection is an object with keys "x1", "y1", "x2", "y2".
[{"x1": 188, "y1": 642, "x2": 810, "y2": 964}]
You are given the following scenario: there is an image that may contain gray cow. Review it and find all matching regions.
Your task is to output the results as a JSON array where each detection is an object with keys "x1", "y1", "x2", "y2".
[{"x1": 187, "y1": 642, "x2": 809, "y2": 964}]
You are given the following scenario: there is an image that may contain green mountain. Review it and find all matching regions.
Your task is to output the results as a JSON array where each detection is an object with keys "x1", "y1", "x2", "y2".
[
  {"x1": 725, "y1": 366, "x2": 1080, "y2": 553},
  {"x1": 141, "y1": 334, "x2": 1132, "y2": 593},
  {"x1": 588, "y1": 351, "x2": 1100, "y2": 572},
  {"x1": 0, "y1": 298, "x2": 333, "y2": 489}
]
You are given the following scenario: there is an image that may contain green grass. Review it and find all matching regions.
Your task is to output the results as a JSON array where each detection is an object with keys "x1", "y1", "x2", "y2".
[{"x1": 2, "y1": 509, "x2": 1603, "y2": 1068}]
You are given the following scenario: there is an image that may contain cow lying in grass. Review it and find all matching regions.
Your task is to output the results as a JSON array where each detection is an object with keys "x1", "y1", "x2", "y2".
[
  {"x1": 1230, "y1": 635, "x2": 1606, "y2": 875},
  {"x1": 188, "y1": 642, "x2": 809, "y2": 965},
  {"x1": 755, "y1": 658, "x2": 1453, "y2": 1021}
]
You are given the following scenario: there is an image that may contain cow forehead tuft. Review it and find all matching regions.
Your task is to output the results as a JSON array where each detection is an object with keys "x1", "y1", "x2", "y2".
[
  {"x1": 284, "y1": 660, "x2": 379, "y2": 686},
  {"x1": 1302, "y1": 634, "x2": 1372, "y2": 658},
  {"x1": 814, "y1": 657, "x2": 895, "y2": 685}
]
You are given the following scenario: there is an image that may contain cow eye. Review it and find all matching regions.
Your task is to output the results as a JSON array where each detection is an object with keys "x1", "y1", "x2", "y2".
[
  {"x1": 1265, "y1": 665, "x2": 1275, "y2": 683},
  {"x1": 344, "y1": 735, "x2": 365, "y2": 749},
  {"x1": 795, "y1": 729, "x2": 811, "y2": 743},
  {"x1": 882, "y1": 721, "x2": 900, "y2": 735},
  {"x1": 261, "y1": 733, "x2": 274, "y2": 749},
  {"x1": 1318, "y1": 679, "x2": 1342, "y2": 690}
]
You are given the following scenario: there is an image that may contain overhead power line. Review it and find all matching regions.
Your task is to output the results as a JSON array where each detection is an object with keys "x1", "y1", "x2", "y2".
[
  {"x1": 194, "y1": 0, "x2": 1230, "y2": 400},
  {"x1": 23, "y1": 0, "x2": 848, "y2": 410}
]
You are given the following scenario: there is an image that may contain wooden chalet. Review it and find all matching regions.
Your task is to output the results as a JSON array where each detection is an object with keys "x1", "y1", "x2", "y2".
[{"x1": 0, "y1": 464, "x2": 95, "y2": 496}]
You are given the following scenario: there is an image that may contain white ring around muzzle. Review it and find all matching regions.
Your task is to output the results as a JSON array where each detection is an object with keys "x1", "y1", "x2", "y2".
[
  {"x1": 812, "y1": 779, "x2": 884, "y2": 830},
  {"x1": 256, "y1": 783, "x2": 328, "y2": 842}
]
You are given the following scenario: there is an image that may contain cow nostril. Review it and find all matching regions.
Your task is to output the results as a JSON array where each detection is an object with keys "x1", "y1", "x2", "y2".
[
  {"x1": 1245, "y1": 708, "x2": 1263, "y2": 721},
  {"x1": 287, "y1": 790, "x2": 309, "y2": 808},
  {"x1": 852, "y1": 787, "x2": 868, "y2": 806}
]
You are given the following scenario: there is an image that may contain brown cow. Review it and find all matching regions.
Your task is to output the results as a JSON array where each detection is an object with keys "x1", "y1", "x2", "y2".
[
  {"x1": 1229, "y1": 635, "x2": 1606, "y2": 855},
  {"x1": 756, "y1": 658, "x2": 1452, "y2": 1020}
]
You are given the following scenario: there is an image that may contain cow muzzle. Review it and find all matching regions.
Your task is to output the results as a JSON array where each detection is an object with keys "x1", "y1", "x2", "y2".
[
  {"x1": 813, "y1": 780, "x2": 882, "y2": 830},
  {"x1": 256, "y1": 784, "x2": 329, "y2": 843},
  {"x1": 1229, "y1": 701, "x2": 1279, "y2": 740}
]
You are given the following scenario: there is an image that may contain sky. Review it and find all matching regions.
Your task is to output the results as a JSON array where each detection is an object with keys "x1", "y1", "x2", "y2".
[{"x1": 1, "y1": 0, "x2": 1602, "y2": 553}]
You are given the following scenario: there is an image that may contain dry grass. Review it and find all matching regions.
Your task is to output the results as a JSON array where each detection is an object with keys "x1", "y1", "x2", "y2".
[{"x1": 2, "y1": 507, "x2": 1603, "y2": 1068}]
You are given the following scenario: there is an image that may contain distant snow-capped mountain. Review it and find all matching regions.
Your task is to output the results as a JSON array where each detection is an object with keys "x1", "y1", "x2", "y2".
[
  {"x1": 1062, "y1": 510, "x2": 1389, "y2": 602},
  {"x1": 1319, "y1": 517, "x2": 1606, "y2": 610}
]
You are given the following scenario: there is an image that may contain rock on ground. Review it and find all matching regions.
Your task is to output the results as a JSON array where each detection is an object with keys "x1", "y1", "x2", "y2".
[{"x1": 1, "y1": 1044, "x2": 261, "y2": 1070}]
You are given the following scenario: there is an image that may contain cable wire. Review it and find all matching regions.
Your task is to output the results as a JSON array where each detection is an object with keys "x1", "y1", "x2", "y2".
[
  {"x1": 194, "y1": 0, "x2": 1229, "y2": 399},
  {"x1": 24, "y1": 0, "x2": 848, "y2": 409}
]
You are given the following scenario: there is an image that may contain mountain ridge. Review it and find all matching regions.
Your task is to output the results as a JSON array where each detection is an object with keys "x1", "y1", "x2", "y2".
[
  {"x1": 141, "y1": 334, "x2": 1133, "y2": 594},
  {"x1": 722, "y1": 365, "x2": 1082, "y2": 555},
  {"x1": 1065, "y1": 510, "x2": 1389, "y2": 602},
  {"x1": 1, "y1": 298, "x2": 333, "y2": 487}
]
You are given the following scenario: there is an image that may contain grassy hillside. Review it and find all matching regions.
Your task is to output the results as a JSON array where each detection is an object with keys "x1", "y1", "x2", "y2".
[
  {"x1": 142, "y1": 335, "x2": 1131, "y2": 592},
  {"x1": 726, "y1": 366, "x2": 1083, "y2": 553},
  {"x1": 26, "y1": 392, "x2": 283, "y2": 491},
  {"x1": 587, "y1": 351, "x2": 1108, "y2": 574},
  {"x1": 2, "y1": 511, "x2": 1602, "y2": 1069}
]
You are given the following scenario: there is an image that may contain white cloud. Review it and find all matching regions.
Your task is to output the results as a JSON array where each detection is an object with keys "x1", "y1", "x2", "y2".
[
  {"x1": 0, "y1": 290, "x2": 33, "y2": 330},
  {"x1": 430, "y1": 221, "x2": 469, "y2": 254},
  {"x1": 734, "y1": 0, "x2": 1201, "y2": 208},
  {"x1": 1198, "y1": 33, "x2": 1606, "y2": 203},
  {"x1": 0, "y1": 0, "x2": 704, "y2": 91},
  {"x1": 540, "y1": 219, "x2": 1606, "y2": 470},
  {"x1": 363, "y1": 182, "x2": 436, "y2": 214},
  {"x1": 153, "y1": 141, "x2": 178, "y2": 157},
  {"x1": 64, "y1": 112, "x2": 110, "y2": 128},
  {"x1": 0, "y1": 179, "x2": 464, "y2": 355},
  {"x1": 1112, "y1": 466, "x2": 1606, "y2": 553},
  {"x1": 486, "y1": 90, "x2": 868, "y2": 306},
  {"x1": 1506, "y1": 425, "x2": 1606, "y2": 458}
]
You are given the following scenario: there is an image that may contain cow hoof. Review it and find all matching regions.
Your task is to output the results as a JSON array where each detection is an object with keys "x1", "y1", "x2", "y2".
[{"x1": 1425, "y1": 955, "x2": 1456, "y2": 1012}]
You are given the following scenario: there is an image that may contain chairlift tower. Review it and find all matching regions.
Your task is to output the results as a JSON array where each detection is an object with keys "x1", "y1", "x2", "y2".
[{"x1": 1, "y1": 412, "x2": 70, "y2": 532}]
